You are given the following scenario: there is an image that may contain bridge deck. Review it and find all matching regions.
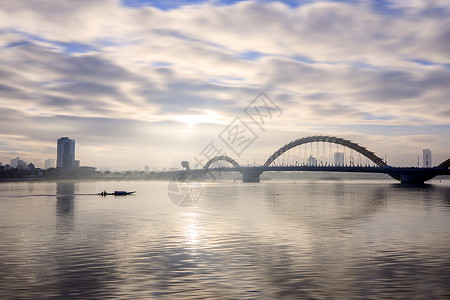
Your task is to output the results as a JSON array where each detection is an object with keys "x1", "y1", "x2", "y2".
[
  {"x1": 204, "y1": 166, "x2": 450, "y2": 175},
  {"x1": 169, "y1": 166, "x2": 449, "y2": 184}
]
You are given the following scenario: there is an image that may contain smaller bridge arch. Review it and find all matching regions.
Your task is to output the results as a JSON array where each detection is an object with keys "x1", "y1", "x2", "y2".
[
  {"x1": 203, "y1": 155, "x2": 241, "y2": 169},
  {"x1": 263, "y1": 135, "x2": 387, "y2": 167}
]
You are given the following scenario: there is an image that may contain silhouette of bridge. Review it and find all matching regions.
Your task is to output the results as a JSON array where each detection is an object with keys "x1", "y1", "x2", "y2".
[{"x1": 183, "y1": 135, "x2": 450, "y2": 184}]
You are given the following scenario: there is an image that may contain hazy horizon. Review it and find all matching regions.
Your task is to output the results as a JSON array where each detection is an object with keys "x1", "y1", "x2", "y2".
[{"x1": 1, "y1": 0, "x2": 449, "y2": 170}]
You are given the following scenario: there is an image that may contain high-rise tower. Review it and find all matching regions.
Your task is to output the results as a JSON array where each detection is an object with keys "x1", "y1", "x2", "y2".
[
  {"x1": 45, "y1": 158, "x2": 55, "y2": 169},
  {"x1": 57, "y1": 137, "x2": 75, "y2": 169},
  {"x1": 422, "y1": 149, "x2": 432, "y2": 168},
  {"x1": 334, "y1": 152, "x2": 345, "y2": 166}
]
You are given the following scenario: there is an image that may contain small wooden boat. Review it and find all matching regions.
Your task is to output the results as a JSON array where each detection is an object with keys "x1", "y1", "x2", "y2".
[{"x1": 98, "y1": 191, "x2": 136, "y2": 196}]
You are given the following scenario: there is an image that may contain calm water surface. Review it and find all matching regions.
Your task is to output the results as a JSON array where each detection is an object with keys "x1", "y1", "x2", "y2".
[{"x1": 0, "y1": 180, "x2": 449, "y2": 299}]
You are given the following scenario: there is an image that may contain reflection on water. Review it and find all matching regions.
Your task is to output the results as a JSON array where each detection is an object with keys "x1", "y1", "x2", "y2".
[
  {"x1": 0, "y1": 180, "x2": 449, "y2": 299},
  {"x1": 56, "y1": 181, "x2": 75, "y2": 233}
]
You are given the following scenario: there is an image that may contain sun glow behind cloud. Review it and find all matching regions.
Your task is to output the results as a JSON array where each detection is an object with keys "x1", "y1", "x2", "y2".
[
  {"x1": 176, "y1": 111, "x2": 224, "y2": 127},
  {"x1": 0, "y1": 0, "x2": 449, "y2": 169}
]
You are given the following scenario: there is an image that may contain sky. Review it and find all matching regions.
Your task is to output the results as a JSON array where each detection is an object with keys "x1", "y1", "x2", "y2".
[{"x1": 0, "y1": 0, "x2": 449, "y2": 170}]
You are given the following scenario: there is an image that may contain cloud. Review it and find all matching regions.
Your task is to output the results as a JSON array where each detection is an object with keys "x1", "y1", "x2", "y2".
[{"x1": 0, "y1": 0, "x2": 449, "y2": 169}]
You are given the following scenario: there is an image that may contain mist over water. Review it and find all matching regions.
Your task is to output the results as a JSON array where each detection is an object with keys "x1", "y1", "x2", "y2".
[{"x1": 0, "y1": 180, "x2": 449, "y2": 299}]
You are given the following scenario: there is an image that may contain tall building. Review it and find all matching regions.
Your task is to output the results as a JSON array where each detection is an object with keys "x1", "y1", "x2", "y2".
[
  {"x1": 45, "y1": 158, "x2": 55, "y2": 169},
  {"x1": 307, "y1": 156, "x2": 317, "y2": 166},
  {"x1": 10, "y1": 157, "x2": 19, "y2": 168},
  {"x1": 10, "y1": 157, "x2": 26, "y2": 169},
  {"x1": 334, "y1": 152, "x2": 345, "y2": 166},
  {"x1": 57, "y1": 137, "x2": 76, "y2": 169},
  {"x1": 423, "y1": 149, "x2": 432, "y2": 168}
]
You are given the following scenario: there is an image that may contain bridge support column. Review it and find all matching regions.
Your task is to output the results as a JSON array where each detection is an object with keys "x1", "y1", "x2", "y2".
[
  {"x1": 242, "y1": 169, "x2": 262, "y2": 183},
  {"x1": 386, "y1": 169, "x2": 437, "y2": 184},
  {"x1": 398, "y1": 173, "x2": 433, "y2": 184}
]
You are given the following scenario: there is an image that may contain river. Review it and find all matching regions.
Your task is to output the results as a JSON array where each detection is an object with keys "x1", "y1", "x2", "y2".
[{"x1": 0, "y1": 179, "x2": 449, "y2": 299}]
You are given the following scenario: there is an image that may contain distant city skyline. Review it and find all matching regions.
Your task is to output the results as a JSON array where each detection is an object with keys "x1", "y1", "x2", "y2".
[{"x1": 0, "y1": 0, "x2": 449, "y2": 170}]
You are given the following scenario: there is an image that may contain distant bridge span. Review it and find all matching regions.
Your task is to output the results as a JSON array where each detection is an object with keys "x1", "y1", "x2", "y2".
[{"x1": 200, "y1": 135, "x2": 450, "y2": 184}]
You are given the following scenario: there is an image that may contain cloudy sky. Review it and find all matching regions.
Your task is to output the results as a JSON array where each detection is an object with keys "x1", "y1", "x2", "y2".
[{"x1": 0, "y1": 0, "x2": 449, "y2": 170}]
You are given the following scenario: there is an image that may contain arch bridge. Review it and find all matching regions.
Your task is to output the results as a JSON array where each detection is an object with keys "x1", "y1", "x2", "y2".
[
  {"x1": 201, "y1": 135, "x2": 450, "y2": 184},
  {"x1": 203, "y1": 155, "x2": 240, "y2": 169},
  {"x1": 263, "y1": 135, "x2": 387, "y2": 167}
]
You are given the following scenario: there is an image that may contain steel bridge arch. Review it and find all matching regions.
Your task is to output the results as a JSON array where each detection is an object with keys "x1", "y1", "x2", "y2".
[
  {"x1": 203, "y1": 155, "x2": 241, "y2": 169},
  {"x1": 263, "y1": 135, "x2": 387, "y2": 167}
]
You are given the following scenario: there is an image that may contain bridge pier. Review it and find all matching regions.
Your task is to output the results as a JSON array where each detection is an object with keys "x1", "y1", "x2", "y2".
[
  {"x1": 241, "y1": 169, "x2": 263, "y2": 183},
  {"x1": 397, "y1": 173, "x2": 435, "y2": 184},
  {"x1": 384, "y1": 168, "x2": 440, "y2": 184}
]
